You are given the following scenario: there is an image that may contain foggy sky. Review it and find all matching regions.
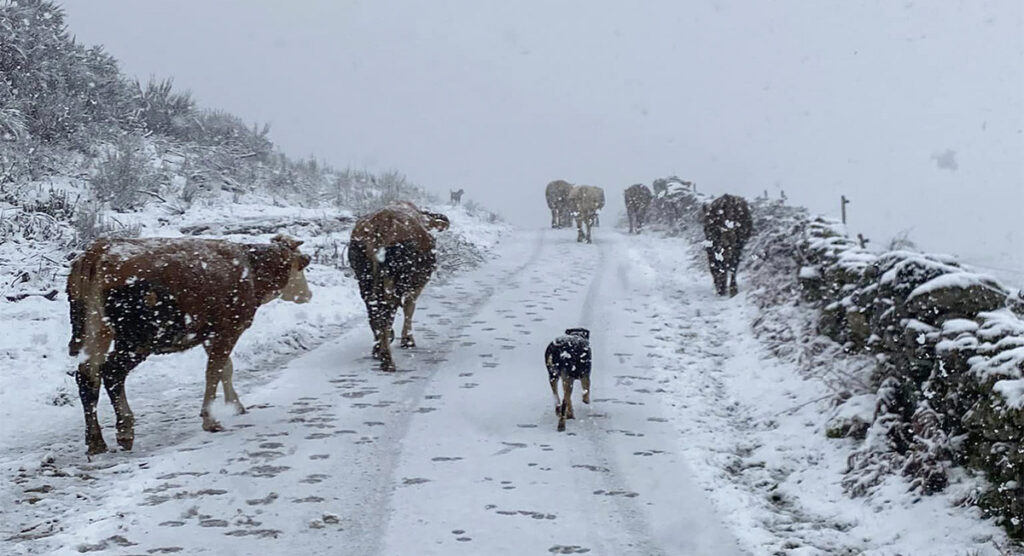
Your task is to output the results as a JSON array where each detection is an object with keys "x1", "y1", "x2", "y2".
[{"x1": 62, "y1": 1, "x2": 1023, "y2": 276}]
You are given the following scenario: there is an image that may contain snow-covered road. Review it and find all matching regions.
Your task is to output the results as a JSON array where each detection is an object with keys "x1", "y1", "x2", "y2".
[{"x1": 2, "y1": 227, "x2": 1012, "y2": 555}]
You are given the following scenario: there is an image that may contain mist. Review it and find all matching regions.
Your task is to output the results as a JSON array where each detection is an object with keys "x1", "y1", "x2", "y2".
[{"x1": 62, "y1": 1, "x2": 1023, "y2": 278}]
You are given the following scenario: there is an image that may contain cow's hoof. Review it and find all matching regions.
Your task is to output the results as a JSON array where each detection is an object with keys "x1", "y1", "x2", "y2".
[
  {"x1": 381, "y1": 361, "x2": 397, "y2": 372},
  {"x1": 233, "y1": 402, "x2": 247, "y2": 415},
  {"x1": 203, "y1": 420, "x2": 224, "y2": 432},
  {"x1": 401, "y1": 336, "x2": 415, "y2": 348},
  {"x1": 567, "y1": 411, "x2": 575, "y2": 420},
  {"x1": 116, "y1": 434, "x2": 134, "y2": 451},
  {"x1": 86, "y1": 439, "x2": 108, "y2": 456},
  {"x1": 582, "y1": 393, "x2": 590, "y2": 404},
  {"x1": 557, "y1": 421, "x2": 566, "y2": 432}
]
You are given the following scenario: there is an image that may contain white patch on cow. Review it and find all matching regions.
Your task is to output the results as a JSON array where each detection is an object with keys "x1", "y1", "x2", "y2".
[{"x1": 375, "y1": 247, "x2": 387, "y2": 263}]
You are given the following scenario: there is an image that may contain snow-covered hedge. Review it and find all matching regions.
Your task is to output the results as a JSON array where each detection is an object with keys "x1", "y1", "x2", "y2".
[{"x1": 645, "y1": 180, "x2": 1024, "y2": 538}]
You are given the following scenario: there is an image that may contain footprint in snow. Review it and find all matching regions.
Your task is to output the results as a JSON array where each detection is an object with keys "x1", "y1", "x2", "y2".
[{"x1": 549, "y1": 545, "x2": 591, "y2": 554}]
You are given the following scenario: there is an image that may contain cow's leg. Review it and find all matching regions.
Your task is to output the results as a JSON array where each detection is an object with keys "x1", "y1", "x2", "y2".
[
  {"x1": 581, "y1": 374, "x2": 591, "y2": 404},
  {"x1": 551, "y1": 208, "x2": 558, "y2": 228},
  {"x1": 374, "y1": 281, "x2": 400, "y2": 371},
  {"x1": 100, "y1": 346, "x2": 146, "y2": 451},
  {"x1": 707, "y1": 247, "x2": 726, "y2": 295},
  {"x1": 201, "y1": 336, "x2": 240, "y2": 432},
  {"x1": 585, "y1": 215, "x2": 593, "y2": 244},
  {"x1": 400, "y1": 284, "x2": 427, "y2": 348},
  {"x1": 220, "y1": 357, "x2": 245, "y2": 414},
  {"x1": 76, "y1": 324, "x2": 112, "y2": 455},
  {"x1": 576, "y1": 215, "x2": 585, "y2": 242}
]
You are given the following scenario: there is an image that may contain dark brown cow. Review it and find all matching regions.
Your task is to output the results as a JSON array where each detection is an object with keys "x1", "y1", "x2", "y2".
[
  {"x1": 348, "y1": 201, "x2": 449, "y2": 371},
  {"x1": 67, "y1": 234, "x2": 312, "y2": 454},
  {"x1": 702, "y1": 194, "x2": 753, "y2": 296},
  {"x1": 624, "y1": 183, "x2": 652, "y2": 234},
  {"x1": 545, "y1": 180, "x2": 573, "y2": 228}
]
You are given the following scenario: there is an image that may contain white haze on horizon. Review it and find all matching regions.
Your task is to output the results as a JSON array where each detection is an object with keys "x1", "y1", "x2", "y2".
[{"x1": 62, "y1": 0, "x2": 1024, "y2": 281}]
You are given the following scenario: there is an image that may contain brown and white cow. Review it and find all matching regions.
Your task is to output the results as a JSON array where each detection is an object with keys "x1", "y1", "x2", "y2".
[
  {"x1": 348, "y1": 201, "x2": 449, "y2": 372},
  {"x1": 569, "y1": 185, "x2": 605, "y2": 243},
  {"x1": 67, "y1": 234, "x2": 312, "y2": 454},
  {"x1": 702, "y1": 194, "x2": 753, "y2": 296}
]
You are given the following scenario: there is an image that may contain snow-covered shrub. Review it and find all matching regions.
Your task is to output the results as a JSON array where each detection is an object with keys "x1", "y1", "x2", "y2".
[
  {"x1": 649, "y1": 177, "x2": 1024, "y2": 538},
  {"x1": 72, "y1": 201, "x2": 141, "y2": 246},
  {"x1": 132, "y1": 78, "x2": 195, "y2": 137},
  {"x1": 90, "y1": 135, "x2": 160, "y2": 211}
]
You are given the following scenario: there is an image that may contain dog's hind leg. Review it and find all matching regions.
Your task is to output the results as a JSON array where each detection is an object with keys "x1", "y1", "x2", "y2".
[
  {"x1": 562, "y1": 375, "x2": 575, "y2": 420},
  {"x1": 550, "y1": 375, "x2": 560, "y2": 416}
]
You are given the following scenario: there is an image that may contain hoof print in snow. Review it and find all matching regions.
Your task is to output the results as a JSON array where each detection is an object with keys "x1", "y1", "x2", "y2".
[
  {"x1": 309, "y1": 454, "x2": 330, "y2": 460},
  {"x1": 149, "y1": 548, "x2": 184, "y2": 554},
  {"x1": 549, "y1": 545, "x2": 591, "y2": 554},
  {"x1": 245, "y1": 492, "x2": 279, "y2": 506},
  {"x1": 431, "y1": 456, "x2": 464, "y2": 462},
  {"x1": 416, "y1": 407, "x2": 438, "y2": 413},
  {"x1": 245, "y1": 465, "x2": 290, "y2": 478},
  {"x1": 456, "y1": 537, "x2": 472, "y2": 542},
  {"x1": 363, "y1": 421, "x2": 386, "y2": 427},
  {"x1": 646, "y1": 417, "x2": 669, "y2": 423},
  {"x1": 304, "y1": 433, "x2": 331, "y2": 440},
  {"x1": 402, "y1": 477, "x2": 431, "y2": 485},
  {"x1": 592, "y1": 489, "x2": 639, "y2": 498},
  {"x1": 299, "y1": 474, "x2": 329, "y2": 484},
  {"x1": 158, "y1": 521, "x2": 186, "y2": 528},
  {"x1": 76, "y1": 535, "x2": 136, "y2": 552},
  {"x1": 516, "y1": 424, "x2": 538, "y2": 428},
  {"x1": 258, "y1": 442, "x2": 285, "y2": 449},
  {"x1": 632, "y1": 449, "x2": 666, "y2": 457},
  {"x1": 459, "y1": 372, "x2": 474, "y2": 377},
  {"x1": 223, "y1": 529, "x2": 282, "y2": 538},
  {"x1": 292, "y1": 496, "x2": 325, "y2": 503},
  {"x1": 199, "y1": 519, "x2": 229, "y2": 528},
  {"x1": 571, "y1": 464, "x2": 610, "y2": 473},
  {"x1": 460, "y1": 383, "x2": 479, "y2": 389}
]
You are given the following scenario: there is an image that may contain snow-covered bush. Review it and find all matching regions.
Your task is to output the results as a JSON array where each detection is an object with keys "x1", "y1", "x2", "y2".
[
  {"x1": 644, "y1": 177, "x2": 1024, "y2": 538},
  {"x1": 90, "y1": 135, "x2": 161, "y2": 211}
]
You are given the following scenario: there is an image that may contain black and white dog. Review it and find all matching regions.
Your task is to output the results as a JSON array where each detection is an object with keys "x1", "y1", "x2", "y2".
[{"x1": 544, "y1": 328, "x2": 592, "y2": 431}]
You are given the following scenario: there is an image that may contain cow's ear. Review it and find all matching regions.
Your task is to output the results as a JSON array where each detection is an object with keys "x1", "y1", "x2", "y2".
[{"x1": 272, "y1": 234, "x2": 304, "y2": 250}]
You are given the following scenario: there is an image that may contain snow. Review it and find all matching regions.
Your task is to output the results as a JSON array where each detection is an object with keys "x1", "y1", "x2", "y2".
[
  {"x1": 994, "y1": 380, "x2": 1024, "y2": 410},
  {"x1": 909, "y1": 270, "x2": 1005, "y2": 300},
  {"x1": 0, "y1": 223, "x2": 1017, "y2": 555},
  {"x1": 798, "y1": 265, "x2": 821, "y2": 280}
]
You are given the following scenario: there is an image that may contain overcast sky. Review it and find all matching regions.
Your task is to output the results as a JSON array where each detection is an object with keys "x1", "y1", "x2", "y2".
[{"x1": 62, "y1": 1, "x2": 1023, "y2": 276}]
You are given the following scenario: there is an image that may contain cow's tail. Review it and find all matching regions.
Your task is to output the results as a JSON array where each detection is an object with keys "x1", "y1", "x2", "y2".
[
  {"x1": 67, "y1": 253, "x2": 100, "y2": 356},
  {"x1": 347, "y1": 239, "x2": 380, "y2": 301}
]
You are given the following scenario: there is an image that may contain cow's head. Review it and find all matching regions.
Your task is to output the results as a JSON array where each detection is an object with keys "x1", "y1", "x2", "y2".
[
  {"x1": 272, "y1": 234, "x2": 313, "y2": 304},
  {"x1": 420, "y1": 211, "x2": 450, "y2": 232}
]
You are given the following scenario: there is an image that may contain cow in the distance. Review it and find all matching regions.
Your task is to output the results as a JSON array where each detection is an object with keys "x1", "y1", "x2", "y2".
[
  {"x1": 624, "y1": 183, "x2": 653, "y2": 234},
  {"x1": 702, "y1": 194, "x2": 753, "y2": 296},
  {"x1": 67, "y1": 234, "x2": 312, "y2": 455},
  {"x1": 569, "y1": 185, "x2": 605, "y2": 243},
  {"x1": 545, "y1": 180, "x2": 573, "y2": 228},
  {"x1": 348, "y1": 201, "x2": 449, "y2": 371},
  {"x1": 450, "y1": 188, "x2": 464, "y2": 206},
  {"x1": 545, "y1": 328, "x2": 592, "y2": 432}
]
